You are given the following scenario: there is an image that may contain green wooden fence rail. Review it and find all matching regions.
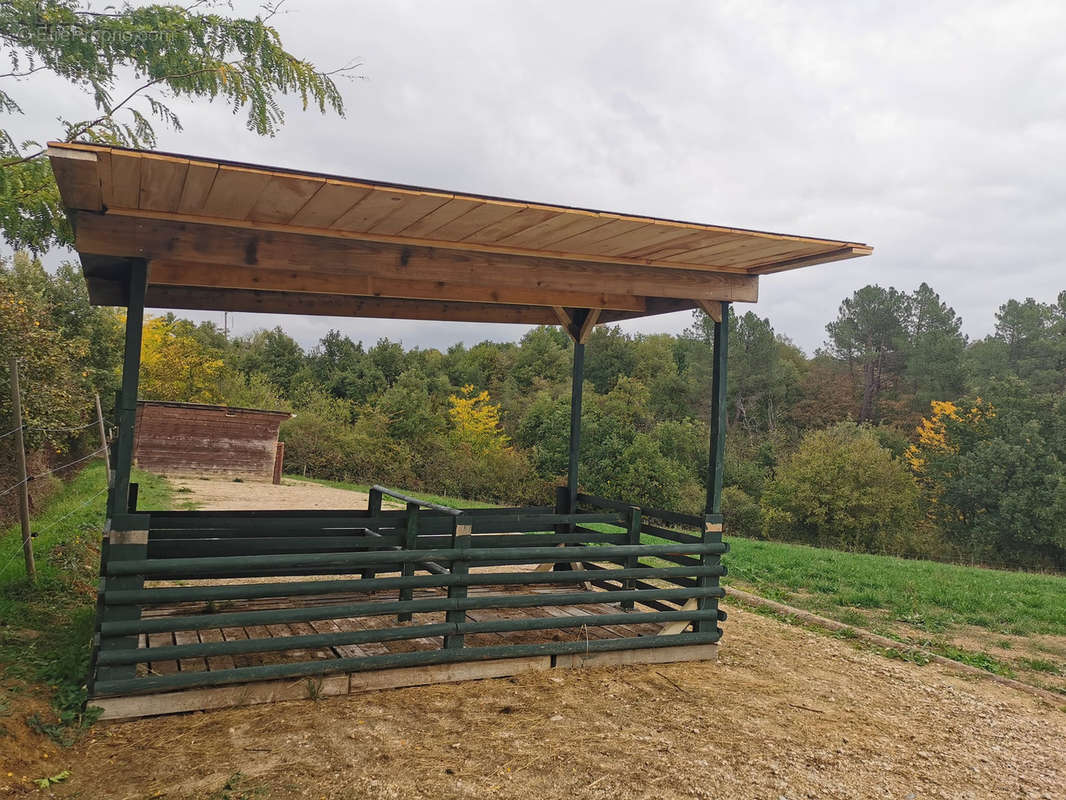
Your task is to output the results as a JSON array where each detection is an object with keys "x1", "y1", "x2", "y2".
[{"x1": 89, "y1": 489, "x2": 728, "y2": 699}]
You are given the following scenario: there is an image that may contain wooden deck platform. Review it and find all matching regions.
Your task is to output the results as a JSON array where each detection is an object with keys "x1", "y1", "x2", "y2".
[{"x1": 93, "y1": 583, "x2": 718, "y2": 720}]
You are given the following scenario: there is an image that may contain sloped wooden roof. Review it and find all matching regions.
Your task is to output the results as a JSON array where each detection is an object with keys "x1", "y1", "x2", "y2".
[{"x1": 48, "y1": 142, "x2": 872, "y2": 327}]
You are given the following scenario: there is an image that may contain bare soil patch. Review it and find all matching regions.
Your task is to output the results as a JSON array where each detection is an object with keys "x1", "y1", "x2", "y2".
[{"x1": 166, "y1": 476, "x2": 402, "y2": 511}]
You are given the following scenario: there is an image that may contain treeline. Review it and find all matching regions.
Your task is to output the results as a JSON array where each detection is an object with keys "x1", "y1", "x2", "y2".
[{"x1": 2, "y1": 252, "x2": 1064, "y2": 570}]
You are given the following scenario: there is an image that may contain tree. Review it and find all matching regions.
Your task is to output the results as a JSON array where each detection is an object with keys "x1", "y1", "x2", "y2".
[
  {"x1": 907, "y1": 385, "x2": 1066, "y2": 569},
  {"x1": 448, "y1": 385, "x2": 509, "y2": 455},
  {"x1": 138, "y1": 315, "x2": 225, "y2": 403},
  {"x1": 826, "y1": 285, "x2": 910, "y2": 422},
  {"x1": 584, "y1": 325, "x2": 637, "y2": 393},
  {"x1": 1, "y1": 0, "x2": 356, "y2": 252},
  {"x1": 510, "y1": 326, "x2": 571, "y2": 390},
  {"x1": 0, "y1": 254, "x2": 89, "y2": 452},
  {"x1": 761, "y1": 422, "x2": 921, "y2": 553},
  {"x1": 904, "y1": 283, "x2": 966, "y2": 408},
  {"x1": 234, "y1": 327, "x2": 305, "y2": 398},
  {"x1": 368, "y1": 338, "x2": 406, "y2": 388}
]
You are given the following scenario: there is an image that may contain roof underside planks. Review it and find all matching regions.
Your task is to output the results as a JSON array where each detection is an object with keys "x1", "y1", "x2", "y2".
[{"x1": 48, "y1": 143, "x2": 873, "y2": 326}]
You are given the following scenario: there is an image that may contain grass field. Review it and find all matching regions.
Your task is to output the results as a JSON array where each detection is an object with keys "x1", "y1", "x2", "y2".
[{"x1": 0, "y1": 461, "x2": 173, "y2": 740}]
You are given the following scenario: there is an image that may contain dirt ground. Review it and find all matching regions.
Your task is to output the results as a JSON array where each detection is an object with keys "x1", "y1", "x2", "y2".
[
  {"x1": 167, "y1": 476, "x2": 403, "y2": 511},
  {"x1": 4, "y1": 478, "x2": 1065, "y2": 800}
]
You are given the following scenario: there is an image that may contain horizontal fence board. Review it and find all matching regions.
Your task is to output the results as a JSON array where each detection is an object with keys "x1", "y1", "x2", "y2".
[
  {"x1": 586, "y1": 579, "x2": 677, "y2": 611},
  {"x1": 108, "y1": 566, "x2": 722, "y2": 605},
  {"x1": 92, "y1": 630, "x2": 722, "y2": 697},
  {"x1": 99, "y1": 586, "x2": 724, "y2": 636},
  {"x1": 97, "y1": 608, "x2": 721, "y2": 666},
  {"x1": 148, "y1": 536, "x2": 404, "y2": 558},
  {"x1": 639, "y1": 523, "x2": 703, "y2": 544},
  {"x1": 108, "y1": 542, "x2": 727, "y2": 578},
  {"x1": 577, "y1": 494, "x2": 703, "y2": 530}
]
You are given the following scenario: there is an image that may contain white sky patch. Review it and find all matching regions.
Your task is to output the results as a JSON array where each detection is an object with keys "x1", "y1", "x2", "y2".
[{"x1": 7, "y1": 0, "x2": 1065, "y2": 353}]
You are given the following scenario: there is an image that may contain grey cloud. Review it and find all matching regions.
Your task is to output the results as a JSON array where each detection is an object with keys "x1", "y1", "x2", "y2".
[{"x1": 8, "y1": 0, "x2": 1064, "y2": 352}]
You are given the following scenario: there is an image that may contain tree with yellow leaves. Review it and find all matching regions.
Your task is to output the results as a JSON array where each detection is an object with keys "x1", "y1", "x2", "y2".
[
  {"x1": 447, "y1": 385, "x2": 509, "y2": 454},
  {"x1": 906, "y1": 387, "x2": 1066, "y2": 568},
  {"x1": 138, "y1": 315, "x2": 225, "y2": 404}
]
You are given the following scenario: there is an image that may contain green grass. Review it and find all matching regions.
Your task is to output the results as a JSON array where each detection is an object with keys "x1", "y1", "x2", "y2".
[
  {"x1": 721, "y1": 537, "x2": 1066, "y2": 638},
  {"x1": 0, "y1": 460, "x2": 173, "y2": 743}
]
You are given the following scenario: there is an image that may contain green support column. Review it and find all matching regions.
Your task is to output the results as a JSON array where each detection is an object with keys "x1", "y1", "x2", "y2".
[
  {"x1": 566, "y1": 313, "x2": 588, "y2": 515},
  {"x1": 705, "y1": 303, "x2": 729, "y2": 516},
  {"x1": 94, "y1": 260, "x2": 149, "y2": 687},
  {"x1": 108, "y1": 260, "x2": 147, "y2": 520},
  {"x1": 697, "y1": 301, "x2": 729, "y2": 635},
  {"x1": 444, "y1": 518, "x2": 471, "y2": 649}
]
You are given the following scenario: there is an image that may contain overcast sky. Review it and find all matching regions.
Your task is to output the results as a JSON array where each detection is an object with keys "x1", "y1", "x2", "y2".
[{"x1": 9, "y1": 0, "x2": 1066, "y2": 352}]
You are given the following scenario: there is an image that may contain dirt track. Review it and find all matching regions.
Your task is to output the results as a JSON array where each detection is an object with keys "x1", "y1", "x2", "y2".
[
  {"x1": 167, "y1": 476, "x2": 403, "y2": 511},
  {"x1": 10, "y1": 478, "x2": 1066, "y2": 799}
]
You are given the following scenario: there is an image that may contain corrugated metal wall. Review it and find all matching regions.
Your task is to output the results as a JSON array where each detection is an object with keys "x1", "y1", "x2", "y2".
[{"x1": 133, "y1": 402, "x2": 289, "y2": 480}]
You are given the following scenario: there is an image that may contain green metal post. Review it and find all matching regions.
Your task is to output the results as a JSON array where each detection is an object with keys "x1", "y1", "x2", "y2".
[
  {"x1": 444, "y1": 518, "x2": 470, "y2": 649},
  {"x1": 362, "y1": 487, "x2": 383, "y2": 580},
  {"x1": 567, "y1": 313, "x2": 588, "y2": 515},
  {"x1": 621, "y1": 505, "x2": 641, "y2": 610},
  {"x1": 697, "y1": 301, "x2": 729, "y2": 634},
  {"x1": 95, "y1": 261, "x2": 149, "y2": 686},
  {"x1": 706, "y1": 302, "x2": 729, "y2": 516},
  {"x1": 108, "y1": 260, "x2": 147, "y2": 520},
  {"x1": 398, "y1": 503, "x2": 419, "y2": 622}
]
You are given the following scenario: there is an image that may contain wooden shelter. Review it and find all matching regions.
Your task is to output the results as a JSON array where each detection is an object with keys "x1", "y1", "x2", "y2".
[
  {"x1": 133, "y1": 401, "x2": 290, "y2": 481},
  {"x1": 49, "y1": 142, "x2": 872, "y2": 719}
]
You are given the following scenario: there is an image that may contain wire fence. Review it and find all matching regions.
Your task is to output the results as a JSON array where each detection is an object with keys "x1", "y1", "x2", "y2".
[
  {"x1": 0, "y1": 397, "x2": 114, "y2": 499},
  {"x1": 0, "y1": 447, "x2": 108, "y2": 499},
  {"x1": 0, "y1": 484, "x2": 110, "y2": 577},
  {"x1": 1, "y1": 395, "x2": 115, "y2": 579},
  {"x1": 0, "y1": 418, "x2": 114, "y2": 441}
]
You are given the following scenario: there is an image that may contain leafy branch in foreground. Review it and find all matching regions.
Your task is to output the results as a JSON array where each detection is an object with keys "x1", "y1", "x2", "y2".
[{"x1": 0, "y1": 0, "x2": 360, "y2": 252}]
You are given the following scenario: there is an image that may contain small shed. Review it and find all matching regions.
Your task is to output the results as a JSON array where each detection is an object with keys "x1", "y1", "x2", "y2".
[{"x1": 133, "y1": 401, "x2": 291, "y2": 481}]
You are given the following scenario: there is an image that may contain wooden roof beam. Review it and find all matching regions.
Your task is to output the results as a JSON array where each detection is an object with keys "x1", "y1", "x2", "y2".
[
  {"x1": 143, "y1": 286, "x2": 562, "y2": 324},
  {"x1": 73, "y1": 213, "x2": 760, "y2": 304},
  {"x1": 147, "y1": 261, "x2": 647, "y2": 312},
  {"x1": 749, "y1": 245, "x2": 873, "y2": 275}
]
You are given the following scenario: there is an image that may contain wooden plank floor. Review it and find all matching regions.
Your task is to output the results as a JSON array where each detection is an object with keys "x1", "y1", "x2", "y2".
[
  {"x1": 137, "y1": 583, "x2": 665, "y2": 676},
  {"x1": 99, "y1": 580, "x2": 717, "y2": 720}
]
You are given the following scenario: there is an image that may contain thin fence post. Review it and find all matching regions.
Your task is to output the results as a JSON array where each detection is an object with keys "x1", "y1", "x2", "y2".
[
  {"x1": 362, "y1": 487, "x2": 383, "y2": 581},
  {"x1": 445, "y1": 517, "x2": 471, "y2": 649},
  {"x1": 397, "y1": 502, "x2": 419, "y2": 622},
  {"x1": 8, "y1": 357, "x2": 35, "y2": 582},
  {"x1": 368, "y1": 487, "x2": 382, "y2": 516},
  {"x1": 272, "y1": 441, "x2": 284, "y2": 485},
  {"x1": 621, "y1": 506, "x2": 641, "y2": 610},
  {"x1": 94, "y1": 391, "x2": 111, "y2": 480}
]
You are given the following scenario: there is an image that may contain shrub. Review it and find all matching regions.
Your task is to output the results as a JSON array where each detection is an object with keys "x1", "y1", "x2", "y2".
[
  {"x1": 722, "y1": 485, "x2": 761, "y2": 538},
  {"x1": 760, "y1": 422, "x2": 921, "y2": 553}
]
